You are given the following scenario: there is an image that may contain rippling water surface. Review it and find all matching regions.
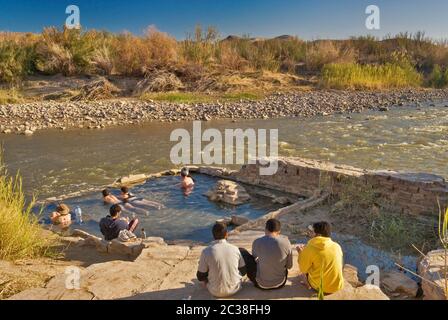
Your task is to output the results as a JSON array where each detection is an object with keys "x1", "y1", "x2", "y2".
[
  {"x1": 41, "y1": 174, "x2": 283, "y2": 242},
  {"x1": 3, "y1": 103, "x2": 448, "y2": 199}
]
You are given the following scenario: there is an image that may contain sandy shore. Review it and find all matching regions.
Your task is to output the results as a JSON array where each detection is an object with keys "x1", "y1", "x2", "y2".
[{"x1": 1, "y1": 89, "x2": 448, "y2": 135}]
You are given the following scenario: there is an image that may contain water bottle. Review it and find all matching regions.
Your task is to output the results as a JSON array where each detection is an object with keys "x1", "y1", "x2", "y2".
[
  {"x1": 74, "y1": 206, "x2": 83, "y2": 225},
  {"x1": 141, "y1": 228, "x2": 147, "y2": 240}
]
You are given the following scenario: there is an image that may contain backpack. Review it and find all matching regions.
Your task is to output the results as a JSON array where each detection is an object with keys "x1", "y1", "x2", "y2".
[{"x1": 118, "y1": 229, "x2": 137, "y2": 242}]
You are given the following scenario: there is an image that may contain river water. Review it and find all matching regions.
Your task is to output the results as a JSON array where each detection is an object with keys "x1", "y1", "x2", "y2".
[{"x1": 3, "y1": 103, "x2": 448, "y2": 199}]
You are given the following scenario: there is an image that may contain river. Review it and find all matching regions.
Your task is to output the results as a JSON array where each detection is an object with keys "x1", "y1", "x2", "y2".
[{"x1": 3, "y1": 103, "x2": 448, "y2": 199}]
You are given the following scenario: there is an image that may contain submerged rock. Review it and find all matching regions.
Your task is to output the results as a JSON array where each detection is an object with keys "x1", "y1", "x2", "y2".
[
  {"x1": 272, "y1": 196, "x2": 292, "y2": 205},
  {"x1": 231, "y1": 215, "x2": 250, "y2": 227},
  {"x1": 23, "y1": 129, "x2": 34, "y2": 136},
  {"x1": 205, "y1": 180, "x2": 251, "y2": 205},
  {"x1": 117, "y1": 174, "x2": 148, "y2": 185}
]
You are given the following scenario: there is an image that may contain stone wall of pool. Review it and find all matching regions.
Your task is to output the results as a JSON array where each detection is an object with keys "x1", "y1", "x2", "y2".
[
  {"x1": 220, "y1": 157, "x2": 448, "y2": 216},
  {"x1": 42, "y1": 156, "x2": 448, "y2": 219}
]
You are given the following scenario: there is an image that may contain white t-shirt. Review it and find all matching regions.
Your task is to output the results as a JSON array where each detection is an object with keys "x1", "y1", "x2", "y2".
[{"x1": 198, "y1": 239, "x2": 245, "y2": 298}]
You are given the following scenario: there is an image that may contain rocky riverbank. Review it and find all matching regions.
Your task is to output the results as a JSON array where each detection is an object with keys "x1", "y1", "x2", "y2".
[
  {"x1": 7, "y1": 230, "x2": 390, "y2": 300},
  {"x1": 2, "y1": 89, "x2": 448, "y2": 135}
]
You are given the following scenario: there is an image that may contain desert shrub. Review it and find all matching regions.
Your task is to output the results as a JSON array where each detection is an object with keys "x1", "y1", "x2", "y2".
[
  {"x1": 0, "y1": 88, "x2": 23, "y2": 104},
  {"x1": 35, "y1": 27, "x2": 97, "y2": 76},
  {"x1": 428, "y1": 65, "x2": 448, "y2": 88},
  {"x1": 228, "y1": 38, "x2": 282, "y2": 72},
  {"x1": 181, "y1": 25, "x2": 219, "y2": 67},
  {"x1": 89, "y1": 32, "x2": 115, "y2": 75},
  {"x1": 305, "y1": 40, "x2": 357, "y2": 72},
  {"x1": 91, "y1": 45, "x2": 114, "y2": 75},
  {"x1": 350, "y1": 35, "x2": 384, "y2": 64},
  {"x1": 0, "y1": 38, "x2": 36, "y2": 84},
  {"x1": 215, "y1": 42, "x2": 247, "y2": 71},
  {"x1": 144, "y1": 26, "x2": 179, "y2": 68},
  {"x1": 2, "y1": 27, "x2": 448, "y2": 89},
  {"x1": 112, "y1": 32, "x2": 152, "y2": 76}
]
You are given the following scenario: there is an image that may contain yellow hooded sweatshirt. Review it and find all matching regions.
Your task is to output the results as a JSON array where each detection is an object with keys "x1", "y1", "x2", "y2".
[{"x1": 298, "y1": 236, "x2": 344, "y2": 294}]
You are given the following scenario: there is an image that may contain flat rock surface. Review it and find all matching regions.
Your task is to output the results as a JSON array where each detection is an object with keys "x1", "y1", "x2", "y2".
[{"x1": 9, "y1": 230, "x2": 389, "y2": 300}]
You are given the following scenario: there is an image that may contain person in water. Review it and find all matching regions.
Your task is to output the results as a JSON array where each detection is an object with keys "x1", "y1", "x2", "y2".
[
  {"x1": 50, "y1": 203, "x2": 72, "y2": 230},
  {"x1": 102, "y1": 189, "x2": 148, "y2": 216},
  {"x1": 179, "y1": 167, "x2": 195, "y2": 196},
  {"x1": 120, "y1": 186, "x2": 164, "y2": 210},
  {"x1": 180, "y1": 167, "x2": 195, "y2": 188}
]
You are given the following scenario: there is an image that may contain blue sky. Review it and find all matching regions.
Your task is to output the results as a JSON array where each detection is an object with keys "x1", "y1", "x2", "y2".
[{"x1": 0, "y1": 0, "x2": 447, "y2": 40}]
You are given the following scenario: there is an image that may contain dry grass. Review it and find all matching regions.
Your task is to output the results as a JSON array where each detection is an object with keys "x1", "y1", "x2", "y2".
[
  {"x1": 0, "y1": 151, "x2": 53, "y2": 261},
  {"x1": 1, "y1": 27, "x2": 448, "y2": 91},
  {"x1": 305, "y1": 40, "x2": 357, "y2": 72},
  {"x1": 140, "y1": 90, "x2": 264, "y2": 104},
  {"x1": 0, "y1": 88, "x2": 23, "y2": 104}
]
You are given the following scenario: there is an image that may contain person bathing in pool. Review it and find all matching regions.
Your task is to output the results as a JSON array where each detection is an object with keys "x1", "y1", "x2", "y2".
[
  {"x1": 120, "y1": 186, "x2": 164, "y2": 210},
  {"x1": 102, "y1": 189, "x2": 149, "y2": 216},
  {"x1": 179, "y1": 167, "x2": 195, "y2": 196},
  {"x1": 180, "y1": 167, "x2": 195, "y2": 188}
]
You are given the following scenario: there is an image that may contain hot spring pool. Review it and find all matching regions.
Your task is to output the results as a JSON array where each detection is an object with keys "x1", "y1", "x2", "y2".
[
  {"x1": 40, "y1": 173, "x2": 419, "y2": 277},
  {"x1": 41, "y1": 174, "x2": 286, "y2": 242}
]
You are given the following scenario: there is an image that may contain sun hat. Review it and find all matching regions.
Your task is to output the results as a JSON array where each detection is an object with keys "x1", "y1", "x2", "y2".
[{"x1": 56, "y1": 204, "x2": 70, "y2": 216}]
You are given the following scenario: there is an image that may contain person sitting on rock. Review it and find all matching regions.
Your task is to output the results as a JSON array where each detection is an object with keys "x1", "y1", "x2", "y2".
[
  {"x1": 297, "y1": 221, "x2": 344, "y2": 295},
  {"x1": 99, "y1": 204, "x2": 139, "y2": 241},
  {"x1": 120, "y1": 186, "x2": 164, "y2": 210},
  {"x1": 240, "y1": 219, "x2": 293, "y2": 290},
  {"x1": 50, "y1": 203, "x2": 72, "y2": 230},
  {"x1": 197, "y1": 223, "x2": 247, "y2": 298},
  {"x1": 102, "y1": 189, "x2": 148, "y2": 216}
]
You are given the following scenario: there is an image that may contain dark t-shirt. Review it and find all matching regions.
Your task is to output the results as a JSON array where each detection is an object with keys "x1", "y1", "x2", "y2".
[
  {"x1": 99, "y1": 215, "x2": 128, "y2": 241},
  {"x1": 252, "y1": 235, "x2": 293, "y2": 288}
]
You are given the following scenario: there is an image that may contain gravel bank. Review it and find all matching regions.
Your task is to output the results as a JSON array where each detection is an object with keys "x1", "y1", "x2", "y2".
[{"x1": 1, "y1": 89, "x2": 448, "y2": 135}]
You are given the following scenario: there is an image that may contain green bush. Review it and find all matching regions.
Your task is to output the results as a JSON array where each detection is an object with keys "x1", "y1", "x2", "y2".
[
  {"x1": 0, "y1": 40, "x2": 36, "y2": 84},
  {"x1": 428, "y1": 65, "x2": 448, "y2": 88},
  {"x1": 0, "y1": 88, "x2": 23, "y2": 104},
  {"x1": 35, "y1": 27, "x2": 98, "y2": 76},
  {"x1": 321, "y1": 62, "x2": 423, "y2": 90}
]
